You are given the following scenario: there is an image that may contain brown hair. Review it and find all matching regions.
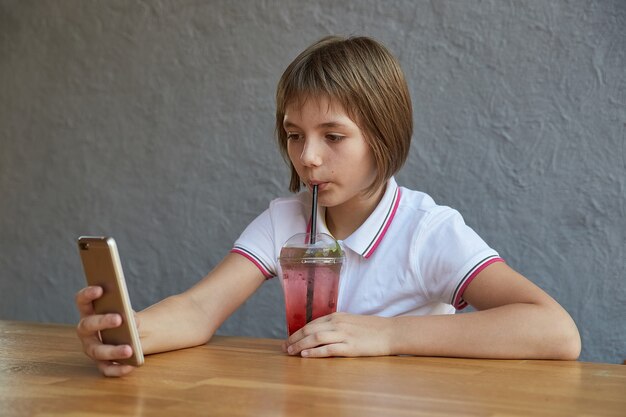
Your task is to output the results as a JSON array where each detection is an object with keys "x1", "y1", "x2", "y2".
[{"x1": 276, "y1": 35, "x2": 413, "y2": 194}]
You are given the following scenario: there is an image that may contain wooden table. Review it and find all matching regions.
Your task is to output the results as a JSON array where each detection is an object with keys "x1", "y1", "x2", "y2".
[{"x1": 1, "y1": 320, "x2": 624, "y2": 416}]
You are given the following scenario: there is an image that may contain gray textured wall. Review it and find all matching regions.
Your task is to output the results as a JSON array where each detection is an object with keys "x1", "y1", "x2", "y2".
[{"x1": 1, "y1": 1, "x2": 624, "y2": 363}]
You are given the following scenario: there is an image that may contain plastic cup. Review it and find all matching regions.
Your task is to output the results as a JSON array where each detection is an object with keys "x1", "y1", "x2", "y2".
[{"x1": 278, "y1": 232, "x2": 344, "y2": 335}]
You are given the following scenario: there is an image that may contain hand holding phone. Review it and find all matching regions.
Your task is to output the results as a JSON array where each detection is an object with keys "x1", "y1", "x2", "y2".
[{"x1": 77, "y1": 236, "x2": 144, "y2": 367}]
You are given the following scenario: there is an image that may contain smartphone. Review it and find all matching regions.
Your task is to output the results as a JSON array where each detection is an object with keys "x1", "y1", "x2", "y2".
[{"x1": 77, "y1": 236, "x2": 144, "y2": 366}]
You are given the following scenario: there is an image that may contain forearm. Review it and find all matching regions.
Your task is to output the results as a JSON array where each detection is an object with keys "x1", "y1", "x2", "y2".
[
  {"x1": 389, "y1": 303, "x2": 581, "y2": 360},
  {"x1": 134, "y1": 254, "x2": 266, "y2": 356},
  {"x1": 136, "y1": 292, "x2": 215, "y2": 355}
]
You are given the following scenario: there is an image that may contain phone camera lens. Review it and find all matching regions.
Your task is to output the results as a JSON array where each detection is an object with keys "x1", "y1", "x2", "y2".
[{"x1": 79, "y1": 242, "x2": 90, "y2": 250}]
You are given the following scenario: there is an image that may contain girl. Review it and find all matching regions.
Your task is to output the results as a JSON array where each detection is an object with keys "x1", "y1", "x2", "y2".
[{"x1": 75, "y1": 36, "x2": 580, "y2": 377}]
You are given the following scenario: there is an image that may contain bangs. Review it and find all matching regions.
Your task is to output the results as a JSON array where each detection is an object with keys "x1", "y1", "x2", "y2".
[
  {"x1": 277, "y1": 52, "x2": 359, "y2": 125},
  {"x1": 275, "y1": 36, "x2": 412, "y2": 195}
]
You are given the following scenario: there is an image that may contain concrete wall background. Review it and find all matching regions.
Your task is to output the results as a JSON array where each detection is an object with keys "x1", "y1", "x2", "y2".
[{"x1": 0, "y1": 0, "x2": 624, "y2": 363}]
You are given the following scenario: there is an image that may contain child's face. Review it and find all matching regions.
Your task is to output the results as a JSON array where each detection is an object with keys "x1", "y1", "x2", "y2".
[{"x1": 283, "y1": 95, "x2": 379, "y2": 210}]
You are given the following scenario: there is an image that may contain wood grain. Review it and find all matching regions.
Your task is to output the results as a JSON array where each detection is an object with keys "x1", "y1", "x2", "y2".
[{"x1": 1, "y1": 320, "x2": 624, "y2": 417}]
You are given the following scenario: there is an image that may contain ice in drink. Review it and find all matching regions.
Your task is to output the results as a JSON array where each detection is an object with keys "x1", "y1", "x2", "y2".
[{"x1": 279, "y1": 233, "x2": 344, "y2": 335}]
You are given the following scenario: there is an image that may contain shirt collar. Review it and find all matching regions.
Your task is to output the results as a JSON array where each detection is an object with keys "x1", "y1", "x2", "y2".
[
  {"x1": 346, "y1": 177, "x2": 401, "y2": 258},
  {"x1": 307, "y1": 178, "x2": 401, "y2": 258}
]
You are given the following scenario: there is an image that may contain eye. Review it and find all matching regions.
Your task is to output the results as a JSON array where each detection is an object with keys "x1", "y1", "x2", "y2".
[
  {"x1": 326, "y1": 134, "x2": 345, "y2": 142},
  {"x1": 286, "y1": 132, "x2": 303, "y2": 141}
]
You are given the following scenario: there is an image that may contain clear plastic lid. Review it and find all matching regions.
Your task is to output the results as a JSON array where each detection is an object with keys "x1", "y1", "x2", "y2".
[{"x1": 278, "y1": 233, "x2": 344, "y2": 264}]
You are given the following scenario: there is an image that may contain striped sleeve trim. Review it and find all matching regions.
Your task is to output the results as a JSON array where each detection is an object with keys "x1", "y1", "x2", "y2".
[
  {"x1": 230, "y1": 246, "x2": 275, "y2": 279},
  {"x1": 451, "y1": 255, "x2": 505, "y2": 310},
  {"x1": 362, "y1": 187, "x2": 402, "y2": 258}
]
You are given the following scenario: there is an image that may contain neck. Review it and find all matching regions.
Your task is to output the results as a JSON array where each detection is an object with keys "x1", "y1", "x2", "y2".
[{"x1": 325, "y1": 183, "x2": 387, "y2": 241}]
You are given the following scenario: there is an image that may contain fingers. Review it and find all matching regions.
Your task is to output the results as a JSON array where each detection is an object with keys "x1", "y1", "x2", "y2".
[
  {"x1": 299, "y1": 343, "x2": 349, "y2": 358},
  {"x1": 75, "y1": 286, "x2": 137, "y2": 377},
  {"x1": 96, "y1": 360, "x2": 136, "y2": 377},
  {"x1": 87, "y1": 343, "x2": 133, "y2": 362},
  {"x1": 287, "y1": 314, "x2": 336, "y2": 345},
  {"x1": 76, "y1": 313, "x2": 126, "y2": 359},
  {"x1": 76, "y1": 313, "x2": 134, "y2": 374},
  {"x1": 75, "y1": 286, "x2": 103, "y2": 317},
  {"x1": 284, "y1": 313, "x2": 389, "y2": 358},
  {"x1": 76, "y1": 313, "x2": 122, "y2": 338},
  {"x1": 287, "y1": 331, "x2": 346, "y2": 357},
  {"x1": 80, "y1": 334, "x2": 136, "y2": 377},
  {"x1": 77, "y1": 316, "x2": 131, "y2": 360},
  {"x1": 286, "y1": 315, "x2": 343, "y2": 356},
  {"x1": 83, "y1": 341, "x2": 137, "y2": 377},
  {"x1": 287, "y1": 331, "x2": 343, "y2": 355}
]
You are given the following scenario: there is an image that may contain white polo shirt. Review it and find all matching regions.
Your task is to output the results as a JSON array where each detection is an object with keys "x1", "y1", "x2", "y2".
[{"x1": 231, "y1": 177, "x2": 503, "y2": 316}]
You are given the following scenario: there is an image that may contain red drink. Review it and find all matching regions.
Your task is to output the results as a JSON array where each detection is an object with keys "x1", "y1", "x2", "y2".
[{"x1": 279, "y1": 240, "x2": 343, "y2": 335}]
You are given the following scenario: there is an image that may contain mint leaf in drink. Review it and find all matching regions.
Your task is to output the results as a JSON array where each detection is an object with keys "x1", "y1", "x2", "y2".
[{"x1": 330, "y1": 240, "x2": 342, "y2": 256}]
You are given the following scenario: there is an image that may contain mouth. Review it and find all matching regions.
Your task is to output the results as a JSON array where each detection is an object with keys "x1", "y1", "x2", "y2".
[{"x1": 307, "y1": 180, "x2": 328, "y2": 191}]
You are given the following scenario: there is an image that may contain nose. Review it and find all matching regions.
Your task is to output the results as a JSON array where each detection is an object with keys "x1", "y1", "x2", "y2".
[{"x1": 299, "y1": 138, "x2": 323, "y2": 167}]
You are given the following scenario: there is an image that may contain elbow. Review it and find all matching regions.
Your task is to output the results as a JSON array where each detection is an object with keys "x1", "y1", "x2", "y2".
[
  {"x1": 560, "y1": 327, "x2": 581, "y2": 360},
  {"x1": 553, "y1": 334, "x2": 581, "y2": 361},
  {"x1": 551, "y1": 315, "x2": 581, "y2": 360}
]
